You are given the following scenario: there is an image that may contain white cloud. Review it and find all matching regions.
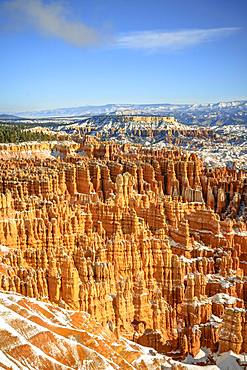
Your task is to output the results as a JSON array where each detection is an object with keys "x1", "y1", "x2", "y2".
[
  {"x1": 2, "y1": 1, "x2": 240, "y2": 51},
  {"x1": 115, "y1": 28, "x2": 240, "y2": 51},
  {"x1": 4, "y1": 0, "x2": 100, "y2": 47}
]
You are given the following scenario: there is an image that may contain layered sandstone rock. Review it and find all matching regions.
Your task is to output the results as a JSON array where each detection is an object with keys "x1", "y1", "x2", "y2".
[
  {"x1": 0, "y1": 138, "x2": 246, "y2": 360},
  {"x1": 0, "y1": 290, "x2": 183, "y2": 369},
  {"x1": 219, "y1": 307, "x2": 247, "y2": 354}
]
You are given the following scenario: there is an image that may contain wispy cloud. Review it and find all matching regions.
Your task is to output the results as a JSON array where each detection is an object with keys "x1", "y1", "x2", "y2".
[
  {"x1": 1, "y1": 1, "x2": 240, "y2": 51},
  {"x1": 114, "y1": 28, "x2": 240, "y2": 51},
  {"x1": 3, "y1": 0, "x2": 101, "y2": 47}
]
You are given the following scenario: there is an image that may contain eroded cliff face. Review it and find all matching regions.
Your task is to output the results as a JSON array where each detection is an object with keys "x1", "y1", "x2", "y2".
[
  {"x1": 0, "y1": 290, "x2": 184, "y2": 369},
  {"x1": 0, "y1": 138, "x2": 246, "y2": 359}
]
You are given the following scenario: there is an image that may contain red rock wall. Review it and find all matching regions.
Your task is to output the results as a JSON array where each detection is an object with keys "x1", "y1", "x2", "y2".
[{"x1": 0, "y1": 138, "x2": 246, "y2": 358}]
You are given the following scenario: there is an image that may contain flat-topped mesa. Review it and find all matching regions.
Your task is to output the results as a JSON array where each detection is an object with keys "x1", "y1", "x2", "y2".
[{"x1": 0, "y1": 139, "x2": 246, "y2": 359}]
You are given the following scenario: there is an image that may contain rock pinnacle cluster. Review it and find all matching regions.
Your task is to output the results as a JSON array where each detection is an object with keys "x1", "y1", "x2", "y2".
[{"x1": 0, "y1": 137, "x2": 246, "y2": 368}]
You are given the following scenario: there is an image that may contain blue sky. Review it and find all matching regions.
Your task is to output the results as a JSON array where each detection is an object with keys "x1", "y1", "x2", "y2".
[{"x1": 0, "y1": 0, "x2": 246, "y2": 112}]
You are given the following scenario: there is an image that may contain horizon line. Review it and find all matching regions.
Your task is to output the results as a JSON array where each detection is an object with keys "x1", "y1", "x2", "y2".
[{"x1": 1, "y1": 97, "x2": 247, "y2": 115}]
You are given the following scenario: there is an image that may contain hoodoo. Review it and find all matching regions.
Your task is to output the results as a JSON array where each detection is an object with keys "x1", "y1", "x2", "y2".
[{"x1": 0, "y1": 138, "x2": 246, "y2": 368}]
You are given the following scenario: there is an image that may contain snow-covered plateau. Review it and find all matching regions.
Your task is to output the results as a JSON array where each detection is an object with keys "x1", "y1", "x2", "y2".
[{"x1": 3, "y1": 112, "x2": 245, "y2": 169}]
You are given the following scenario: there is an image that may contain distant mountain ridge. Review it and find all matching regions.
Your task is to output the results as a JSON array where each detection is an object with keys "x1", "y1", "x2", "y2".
[
  {"x1": 0, "y1": 114, "x2": 22, "y2": 120},
  {"x1": 4, "y1": 100, "x2": 246, "y2": 118}
]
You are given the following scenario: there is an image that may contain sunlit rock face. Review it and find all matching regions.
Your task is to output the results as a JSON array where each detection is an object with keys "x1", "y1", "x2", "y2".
[
  {"x1": 0, "y1": 290, "x2": 179, "y2": 369},
  {"x1": 0, "y1": 137, "x2": 246, "y2": 359}
]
